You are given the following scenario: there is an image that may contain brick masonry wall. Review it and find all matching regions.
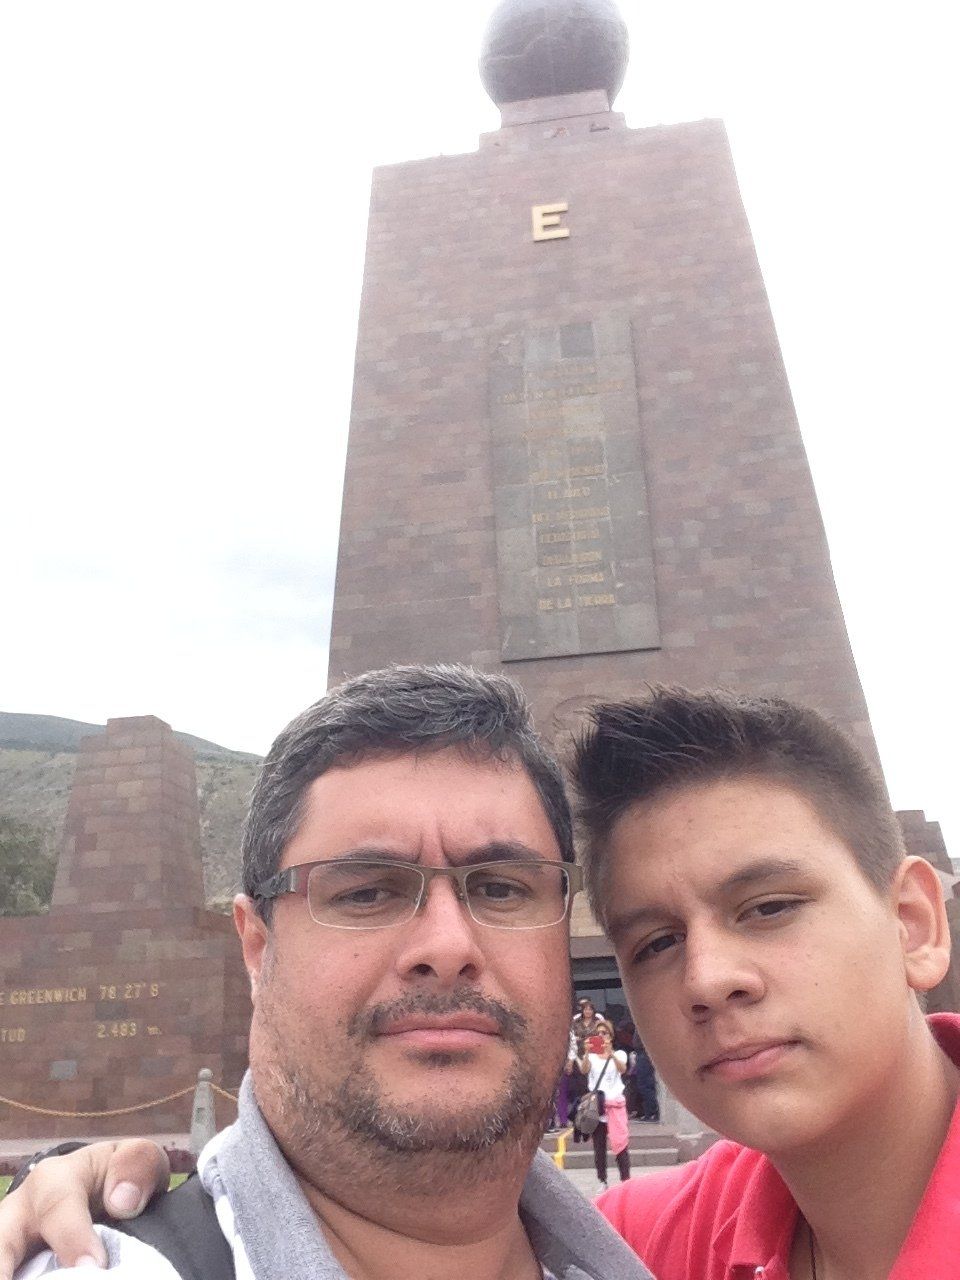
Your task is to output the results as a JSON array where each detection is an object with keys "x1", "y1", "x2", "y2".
[
  {"x1": 52, "y1": 717, "x2": 205, "y2": 914},
  {"x1": 0, "y1": 909, "x2": 249, "y2": 1137}
]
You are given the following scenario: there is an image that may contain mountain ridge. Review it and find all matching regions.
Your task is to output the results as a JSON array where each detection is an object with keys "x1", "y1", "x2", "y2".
[{"x1": 0, "y1": 711, "x2": 260, "y2": 762}]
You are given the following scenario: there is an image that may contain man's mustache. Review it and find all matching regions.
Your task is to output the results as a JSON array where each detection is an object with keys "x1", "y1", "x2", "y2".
[{"x1": 349, "y1": 991, "x2": 529, "y2": 1044}]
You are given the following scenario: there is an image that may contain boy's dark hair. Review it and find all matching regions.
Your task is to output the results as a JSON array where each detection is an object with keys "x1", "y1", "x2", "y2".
[
  {"x1": 572, "y1": 686, "x2": 904, "y2": 924},
  {"x1": 243, "y1": 663, "x2": 574, "y2": 920}
]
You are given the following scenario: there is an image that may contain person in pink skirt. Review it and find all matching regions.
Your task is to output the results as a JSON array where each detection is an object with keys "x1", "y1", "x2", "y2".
[{"x1": 578, "y1": 1021, "x2": 632, "y2": 1190}]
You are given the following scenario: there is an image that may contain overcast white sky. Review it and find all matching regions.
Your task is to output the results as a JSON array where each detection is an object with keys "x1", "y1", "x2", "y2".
[{"x1": 1, "y1": 3, "x2": 956, "y2": 852}]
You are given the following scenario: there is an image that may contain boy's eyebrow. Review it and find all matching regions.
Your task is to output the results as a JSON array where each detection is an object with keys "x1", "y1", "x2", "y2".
[
  {"x1": 605, "y1": 856, "x2": 810, "y2": 941},
  {"x1": 718, "y1": 856, "x2": 809, "y2": 894},
  {"x1": 605, "y1": 903, "x2": 673, "y2": 940}
]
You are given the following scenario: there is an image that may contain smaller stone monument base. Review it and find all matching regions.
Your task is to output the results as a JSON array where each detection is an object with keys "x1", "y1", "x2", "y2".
[{"x1": 0, "y1": 715, "x2": 250, "y2": 1138}]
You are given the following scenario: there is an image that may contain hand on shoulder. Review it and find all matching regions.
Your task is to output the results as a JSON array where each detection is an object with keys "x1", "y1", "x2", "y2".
[{"x1": 0, "y1": 1141, "x2": 168, "y2": 1280}]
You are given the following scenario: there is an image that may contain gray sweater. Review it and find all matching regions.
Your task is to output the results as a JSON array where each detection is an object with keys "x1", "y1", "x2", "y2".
[{"x1": 17, "y1": 1074, "x2": 655, "y2": 1280}]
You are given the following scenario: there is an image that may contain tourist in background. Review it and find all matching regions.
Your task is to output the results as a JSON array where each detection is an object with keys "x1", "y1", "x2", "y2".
[
  {"x1": 568, "y1": 1000, "x2": 603, "y2": 1140},
  {"x1": 567, "y1": 1013, "x2": 588, "y2": 1139},
  {"x1": 571, "y1": 996, "x2": 605, "y2": 1054},
  {"x1": 549, "y1": 1025, "x2": 578, "y2": 1131},
  {"x1": 613, "y1": 1020, "x2": 640, "y2": 1118},
  {"x1": 631, "y1": 1031, "x2": 660, "y2": 1123},
  {"x1": 579, "y1": 1022, "x2": 632, "y2": 1191}
]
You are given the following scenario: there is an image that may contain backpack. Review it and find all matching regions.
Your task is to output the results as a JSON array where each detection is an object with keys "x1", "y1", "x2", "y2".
[
  {"x1": 573, "y1": 1088, "x2": 604, "y2": 1135},
  {"x1": 113, "y1": 1174, "x2": 234, "y2": 1280}
]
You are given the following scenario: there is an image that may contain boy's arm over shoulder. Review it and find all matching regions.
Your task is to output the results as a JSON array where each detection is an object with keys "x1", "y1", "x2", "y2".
[{"x1": 595, "y1": 1140, "x2": 755, "y2": 1278}]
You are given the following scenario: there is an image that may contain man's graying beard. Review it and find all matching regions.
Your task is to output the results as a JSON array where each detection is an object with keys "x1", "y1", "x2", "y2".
[{"x1": 271, "y1": 991, "x2": 555, "y2": 1159}]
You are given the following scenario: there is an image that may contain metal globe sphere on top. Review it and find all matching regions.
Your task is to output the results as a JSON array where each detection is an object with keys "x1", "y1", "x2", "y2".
[{"x1": 479, "y1": 0, "x2": 629, "y2": 108}]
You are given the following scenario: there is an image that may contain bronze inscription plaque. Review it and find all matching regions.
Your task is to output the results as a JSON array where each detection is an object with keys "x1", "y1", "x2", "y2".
[{"x1": 489, "y1": 319, "x2": 660, "y2": 661}]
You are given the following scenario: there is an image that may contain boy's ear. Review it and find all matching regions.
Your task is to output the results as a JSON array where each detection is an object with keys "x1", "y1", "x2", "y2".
[{"x1": 893, "y1": 856, "x2": 952, "y2": 992}]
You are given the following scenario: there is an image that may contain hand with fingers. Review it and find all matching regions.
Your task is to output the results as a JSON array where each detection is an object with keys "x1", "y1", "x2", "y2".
[{"x1": 0, "y1": 1140, "x2": 169, "y2": 1278}]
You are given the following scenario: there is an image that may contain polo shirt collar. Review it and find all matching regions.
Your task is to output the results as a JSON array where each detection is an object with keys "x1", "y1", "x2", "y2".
[{"x1": 711, "y1": 1155, "x2": 797, "y2": 1276}]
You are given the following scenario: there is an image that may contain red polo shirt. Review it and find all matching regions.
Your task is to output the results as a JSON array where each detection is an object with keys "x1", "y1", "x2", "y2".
[{"x1": 597, "y1": 1013, "x2": 960, "y2": 1279}]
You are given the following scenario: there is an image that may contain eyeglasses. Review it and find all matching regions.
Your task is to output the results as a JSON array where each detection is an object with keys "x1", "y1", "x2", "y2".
[{"x1": 254, "y1": 858, "x2": 583, "y2": 931}]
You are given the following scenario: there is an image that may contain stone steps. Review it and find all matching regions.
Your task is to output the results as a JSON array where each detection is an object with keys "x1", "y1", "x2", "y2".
[
  {"x1": 540, "y1": 1120, "x2": 681, "y2": 1169},
  {"x1": 559, "y1": 1144, "x2": 680, "y2": 1169}
]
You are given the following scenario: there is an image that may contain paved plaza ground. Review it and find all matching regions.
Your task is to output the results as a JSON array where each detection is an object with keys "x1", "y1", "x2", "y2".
[{"x1": 560, "y1": 1161, "x2": 675, "y2": 1199}]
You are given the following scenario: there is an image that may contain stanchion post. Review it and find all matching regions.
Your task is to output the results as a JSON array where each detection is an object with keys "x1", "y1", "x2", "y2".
[{"x1": 190, "y1": 1067, "x2": 216, "y2": 1155}]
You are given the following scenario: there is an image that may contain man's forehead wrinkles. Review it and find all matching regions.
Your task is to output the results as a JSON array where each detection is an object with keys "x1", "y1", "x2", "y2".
[
  {"x1": 443, "y1": 839, "x2": 553, "y2": 866},
  {"x1": 316, "y1": 845, "x2": 419, "y2": 864},
  {"x1": 291, "y1": 838, "x2": 551, "y2": 868}
]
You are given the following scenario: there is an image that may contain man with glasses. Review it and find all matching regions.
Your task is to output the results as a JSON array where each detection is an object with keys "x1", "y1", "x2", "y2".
[{"x1": 1, "y1": 664, "x2": 649, "y2": 1280}]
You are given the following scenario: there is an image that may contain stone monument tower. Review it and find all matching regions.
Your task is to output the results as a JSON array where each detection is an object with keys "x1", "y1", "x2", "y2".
[
  {"x1": 328, "y1": 0, "x2": 953, "y2": 996},
  {"x1": 0, "y1": 717, "x2": 250, "y2": 1137}
]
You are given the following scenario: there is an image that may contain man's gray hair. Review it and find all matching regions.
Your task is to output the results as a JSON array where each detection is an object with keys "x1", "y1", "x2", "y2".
[{"x1": 243, "y1": 663, "x2": 574, "y2": 919}]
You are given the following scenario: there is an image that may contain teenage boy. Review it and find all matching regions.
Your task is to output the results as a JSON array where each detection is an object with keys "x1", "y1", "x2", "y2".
[{"x1": 573, "y1": 687, "x2": 959, "y2": 1280}]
